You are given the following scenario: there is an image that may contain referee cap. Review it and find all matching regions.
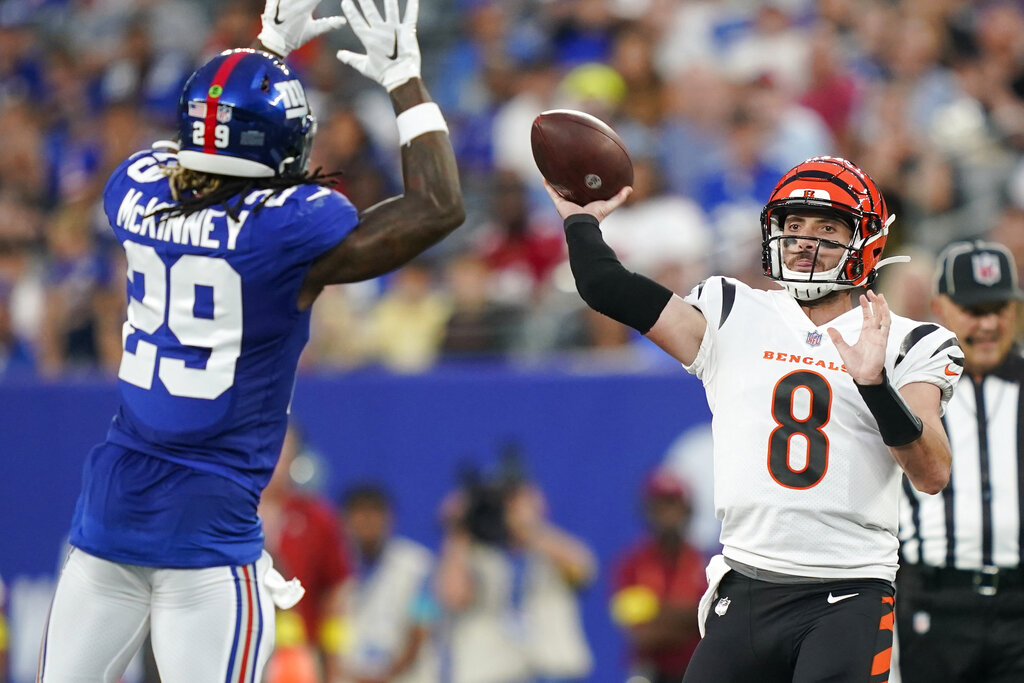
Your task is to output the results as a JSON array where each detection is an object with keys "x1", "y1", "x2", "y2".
[{"x1": 935, "y1": 240, "x2": 1023, "y2": 306}]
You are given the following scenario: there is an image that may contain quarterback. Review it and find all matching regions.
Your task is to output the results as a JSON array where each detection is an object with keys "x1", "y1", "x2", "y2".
[
  {"x1": 38, "y1": 0, "x2": 463, "y2": 680},
  {"x1": 545, "y1": 157, "x2": 962, "y2": 682}
]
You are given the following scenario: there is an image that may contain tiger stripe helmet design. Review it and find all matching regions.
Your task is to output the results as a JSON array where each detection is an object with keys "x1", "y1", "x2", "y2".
[{"x1": 760, "y1": 156, "x2": 894, "y2": 301}]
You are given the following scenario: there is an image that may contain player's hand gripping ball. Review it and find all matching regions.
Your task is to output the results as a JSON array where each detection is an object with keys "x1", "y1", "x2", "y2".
[{"x1": 531, "y1": 109, "x2": 633, "y2": 205}]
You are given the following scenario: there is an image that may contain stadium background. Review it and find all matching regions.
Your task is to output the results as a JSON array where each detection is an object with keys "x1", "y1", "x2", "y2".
[{"x1": 4, "y1": 0, "x2": 1024, "y2": 680}]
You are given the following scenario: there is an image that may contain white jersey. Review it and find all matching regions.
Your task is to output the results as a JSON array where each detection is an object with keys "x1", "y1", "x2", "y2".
[{"x1": 684, "y1": 276, "x2": 963, "y2": 581}]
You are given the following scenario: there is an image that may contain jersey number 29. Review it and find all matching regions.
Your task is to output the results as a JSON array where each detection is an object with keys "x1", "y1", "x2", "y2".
[
  {"x1": 118, "y1": 242, "x2": 242, "y2": 400},
  {"x1": 768, "y1": 370, "x2": 832, "y2": 489}
]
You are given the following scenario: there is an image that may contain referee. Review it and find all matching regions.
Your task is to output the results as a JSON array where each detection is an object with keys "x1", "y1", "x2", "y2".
[{"x1": 897, "y1": 240, "x2": 1024, "y2": 682}]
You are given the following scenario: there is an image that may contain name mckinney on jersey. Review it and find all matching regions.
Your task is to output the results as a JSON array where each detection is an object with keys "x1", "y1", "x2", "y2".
[
  {"x1": 762, "y1": 350, "x2": 848, "y2": 374},
  {"x1": 116, "y1": 188, "x2": 250, "y2": 250}
]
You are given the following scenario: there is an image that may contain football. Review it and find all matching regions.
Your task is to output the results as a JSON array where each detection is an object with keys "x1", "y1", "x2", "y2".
[{"x1": 531, "y1": 109, "x2": 633, "y2": 205}]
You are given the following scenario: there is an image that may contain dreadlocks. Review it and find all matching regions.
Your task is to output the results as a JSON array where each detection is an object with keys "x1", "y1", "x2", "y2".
[{"x1": 154, "y1": 164, "x2": 344, "y2": 221}]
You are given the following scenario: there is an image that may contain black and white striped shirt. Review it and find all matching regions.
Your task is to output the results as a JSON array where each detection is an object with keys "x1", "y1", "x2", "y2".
[{"x1": 900, "y1": 346, "x2": 1024, "y2": 570}]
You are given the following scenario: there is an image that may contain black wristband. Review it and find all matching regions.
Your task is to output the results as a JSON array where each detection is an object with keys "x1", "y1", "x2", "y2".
[
  {"x1": 855, "y1": 369, "x2": 924, "y2": 447},
  {"x1": 563, "y1": 214, "x2": 673, "y2": 334}
]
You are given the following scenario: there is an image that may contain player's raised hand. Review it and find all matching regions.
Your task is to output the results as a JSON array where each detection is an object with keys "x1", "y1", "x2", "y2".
[
  {"x1": 827, "y1": 290, "x2": 890, "y2": 385},
  {"x1": 542, "y1": 179, "x2": 632, "y2": 222},
  {"x1": 258, "y1": 0, "x2": 347, "y2": 57},
  {"x1": 336, "y1": 0, "x2": 421, "y2": 92}
]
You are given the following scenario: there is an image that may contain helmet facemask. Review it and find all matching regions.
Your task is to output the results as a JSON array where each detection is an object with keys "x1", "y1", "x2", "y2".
[{"x1": 762, "y1": 207, "x2": 882, "y2": 301}]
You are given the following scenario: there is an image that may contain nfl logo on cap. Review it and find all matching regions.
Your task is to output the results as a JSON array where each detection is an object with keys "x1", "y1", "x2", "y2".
[{"x1": 972, "y1": 252, "x2": 1002, "y2": 286}]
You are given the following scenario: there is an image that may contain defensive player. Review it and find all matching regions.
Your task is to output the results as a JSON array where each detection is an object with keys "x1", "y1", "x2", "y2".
[
  {"x1": 38, "y1": 0, "x2": 463, "y2": 680},
  {"x1": 544, "y1": 157, "x2": 962, "y2": 682}
]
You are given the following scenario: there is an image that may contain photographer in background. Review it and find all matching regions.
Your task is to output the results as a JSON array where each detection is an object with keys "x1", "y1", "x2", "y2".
[{"x1": 435, "y1": 451, "x2": 595, "y2": 683}]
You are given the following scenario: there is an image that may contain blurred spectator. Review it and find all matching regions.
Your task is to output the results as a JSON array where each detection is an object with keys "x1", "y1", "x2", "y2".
[
  {"x1": 37, "y1": 204, "x2": 121, "y2": 376},
  {"x1": 433, "y1": 0, "x2": 512, "y2": 118},
  {"x1": 607, "y1": 22, "x2": 662, "y2": 131},
  {"x1": 743, "y1": 72, "x2": 835, "y2": 173},
  {"x1": 0, "y1": 9, "x2": 45, "y2": 107},
  {"x1": 722, "y1": 2, "x2": 811, "y2": 95},
  {"x1": 40, "y1": 47, "x2": 106, "y2": 208},
  {"x1": 436, "y1": 453, "x2": 595, "y2": 683},
  {"x1": 652, "y1": 0, "x2": 723, "y2": 81},
  {"x1": 610, "y1": 469, "x2": 705, "y2": 683},
  {"x1": 657, "y1": 64, "x2": 734, "y2": 200},
  {"x1": 338, "y1": 484, "x2": 439, "y2": 683},
  {"x1": 798, "y1": 21, "x2": 862, "y2": 156},
  {"x1": 0, "y1": 100, "x2": 47, "y2": 203},
  {"x1": 261, "y1": 424, "x2": 352, "y2": 683},
  {"x1": 693, "y1": 105, "x2": 784, "y2": 281},
  {"x1": 490, "y1": 56, "x2": 562, "y2": 200},
  {"x1": 365, "y1": 261, "x2": 450, "y2": 373},
  {"x1": 96, "y1": 12, "x2": 193, "y2": 127},
  {"x1": 0, "y1": 281, "x2": 34, "y2": 380},
  {"x1": 598, "y1": 156, "x2": 711, "y2": 290},
  {"x1": 544, "y1": 0, "x2": 619, "y2": 68},
  {"x1": 471, "y1": 170, "x2": 564, "y2": 304},
  {"x1": 304, "y1": 284, "x2": 375, "y2": 370},
  {"x1": 0, "y1": 190, "x2": 44, "y2": 373},
  {"x1": 309, "y1": 107, "x2": 398, "y2": 212},
  {"x1": 203, "y1": 0, "x2": 262, "y2": 57},
  {"x1": 557, "y1": 61, "x2": 626, "y2": 128},
  {"x1": 441, "y1": 252, "x2": 524, "y2": 358},
  {"x1": 988, "y1": 207, "x2": 1024, "y2": 284}
]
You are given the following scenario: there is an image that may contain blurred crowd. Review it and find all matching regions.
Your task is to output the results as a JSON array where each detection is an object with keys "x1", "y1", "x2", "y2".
[{"x1": 4, "y1": 0, "x2": 1024, "y2": 379}]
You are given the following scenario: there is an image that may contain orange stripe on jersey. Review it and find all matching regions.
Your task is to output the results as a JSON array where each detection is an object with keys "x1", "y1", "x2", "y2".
[
  {"x1": 879, "y1": 611, "x2": 894, "y2": 630},
  {"x1": 881, "y1": 596, "x2": 894, "y2": 605},
  {"x1": 871, "y1": 647, "x2": 892, "y2": 676}
]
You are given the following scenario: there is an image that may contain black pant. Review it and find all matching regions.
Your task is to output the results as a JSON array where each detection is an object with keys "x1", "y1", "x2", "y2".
[
  {"x1": 683, "y1": 572, "x2": 895, "y2": 683},
  {"x1": 896, "y1": 565, "x2": 1024, "y2": 683}
]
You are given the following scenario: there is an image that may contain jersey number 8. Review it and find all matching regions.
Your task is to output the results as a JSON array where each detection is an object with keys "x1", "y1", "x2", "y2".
[
  {"x1": 191, "y1": 121, "x2": 229, "y2": 149},
  {"x1": 767, "y1": 370, "x2": 832, "y2": 489},
  {"x1": 118, "y1": 242, "x2": 242, "y2": 400}
]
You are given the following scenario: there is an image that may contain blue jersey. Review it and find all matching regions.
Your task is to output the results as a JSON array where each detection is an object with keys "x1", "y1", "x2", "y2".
[{"x1": 70, "y1": 149, "x2": 357, "y2": 568}]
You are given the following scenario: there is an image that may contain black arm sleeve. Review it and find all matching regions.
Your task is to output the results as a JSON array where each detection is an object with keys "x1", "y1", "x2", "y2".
[
  {"x1": 564, "y1": 213, "x2": 674, "y2": 334},
  {"x1": 855, "y1": 369, "x2": 925, "y2": 447}
]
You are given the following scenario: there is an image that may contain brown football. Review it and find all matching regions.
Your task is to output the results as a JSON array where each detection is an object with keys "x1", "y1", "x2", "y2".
[{"x1": 531, "y1": 109, "x2": 633, "y2": 205}]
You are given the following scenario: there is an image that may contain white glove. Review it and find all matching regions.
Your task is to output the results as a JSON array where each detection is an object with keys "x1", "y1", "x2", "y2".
[
  {"x1": 336, "y1": 0, "x2": 421, "y2": 92},
  {"x1": 258, "y1": 0, "x2": 347, "y2": 58},
  {"x1": 263, "y1": 566, "x2": 306, "y2": 610}
]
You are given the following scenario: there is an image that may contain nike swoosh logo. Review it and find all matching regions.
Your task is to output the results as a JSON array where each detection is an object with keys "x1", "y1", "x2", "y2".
[
  {"x1": 945, "y1": 364, "x2": 959, "y2": 376},
  {"x1": 827, "y1": 592, "x2": 859, "y2": 604},
  {"x1": 273, "y1": 1, "x2": 284, "y2": 24},
  {"x1": 387, "y1": 31, "x2": 398, "y2": 60}
]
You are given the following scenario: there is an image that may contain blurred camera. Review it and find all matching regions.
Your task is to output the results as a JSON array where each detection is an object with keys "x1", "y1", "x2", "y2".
[{"x1": 458, "y1": 443, "x2": 527, "y2": 545}]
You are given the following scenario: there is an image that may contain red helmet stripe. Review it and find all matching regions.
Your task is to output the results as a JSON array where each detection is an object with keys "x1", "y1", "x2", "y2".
[{"x1": 203, "y1": 51, "x2": 247, "y2": 155}]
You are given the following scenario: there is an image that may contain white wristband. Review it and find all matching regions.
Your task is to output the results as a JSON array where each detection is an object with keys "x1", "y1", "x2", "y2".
[{"x1": 395, "y1": 103, "x2": 449, "y2": 146}]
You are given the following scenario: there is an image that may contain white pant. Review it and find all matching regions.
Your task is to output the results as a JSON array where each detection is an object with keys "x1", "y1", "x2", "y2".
[{"x1": 39, "y1": 548, "x2": 275, "y2": 683}]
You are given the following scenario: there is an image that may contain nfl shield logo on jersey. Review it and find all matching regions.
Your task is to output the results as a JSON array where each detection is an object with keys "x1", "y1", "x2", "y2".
[
  {"x1": 806, "y1": 331, "x2": 823, "y2": 347},
  {"x1": 715, "y1": 597, "x2": 731, "y2": 616},
  {"x1": 972, "y1": 252, "x2": 1002, "y2": 286}
]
